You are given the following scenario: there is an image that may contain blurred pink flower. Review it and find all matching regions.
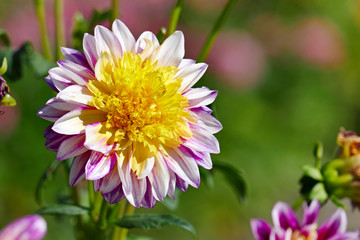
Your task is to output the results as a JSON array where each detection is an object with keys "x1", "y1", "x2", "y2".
[
  {"x1": 290, "y1": 18, "x2": 346, "y2": 68},
  {"x1": 207, "y1": 32, "x2": 266, "y2": 89},
  {"x1": 0, "y1": 215, "x2": 47, "y2": 240}
]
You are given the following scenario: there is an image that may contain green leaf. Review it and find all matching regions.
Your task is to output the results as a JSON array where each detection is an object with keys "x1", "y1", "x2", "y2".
[
  {"x1": 212, "y1": 161, "x2": 247, "y2": 202},
  {"x1": 0, "y1": 29, "x2": 11, "y2": 47},
  {"x1": 35, "y1": 204, "x2": 90, "y2": 216},
  {"x1": 36, "y1": 160, "x2": 61, "y2": 206},
  {"x1": 89, "y1": 9, "x2": 112, "y2": 29},
  {"x1": 309, "y1": 182, "x2": 328, "y2": 203},
  {"x1": 71, "y1": 12, "x2": 88, "y2": 51},
  {"x1": 0, "y1": 42, "x2": 54, "y2": 81},
  {"x1": 113, "y1": 214, "x2": 196, "y2": 236},
  {"x1": 302, "y1": 165, "x2": 323, "y2": 181}
]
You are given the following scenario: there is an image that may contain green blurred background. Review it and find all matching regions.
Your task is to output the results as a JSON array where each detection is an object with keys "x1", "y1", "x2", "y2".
[{"x1": 2, "y1": 0, "x2": 360, "y2": 239}]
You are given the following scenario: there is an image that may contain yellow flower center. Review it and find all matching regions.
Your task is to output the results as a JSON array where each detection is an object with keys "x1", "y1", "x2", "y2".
[
  {"x1": 87, "y1": 51, "x2": 193, "y2": 173},
  {"x1": 288, "y1": 229, "x2": 317, "y2": 240}
]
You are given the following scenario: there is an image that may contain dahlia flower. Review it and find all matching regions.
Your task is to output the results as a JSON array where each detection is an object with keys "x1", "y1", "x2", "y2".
[
  {"x1": 38, "y1": 20, "x2": 222, "y2": 208},
  {"x1": 251, "y1": 200, "x2": 359, "y2": 240},
  {"x1": 0, "y1": 215, "x2": 47, "y2": 240}
]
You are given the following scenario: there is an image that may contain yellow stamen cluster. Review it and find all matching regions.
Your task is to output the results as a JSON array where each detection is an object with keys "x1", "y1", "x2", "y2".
[
  {"x1": 289, "y1": 229, "x2": 317, "y2": 240},
  {"x1": 87, "y1": 51, "x2": 193, "y2": 169}
]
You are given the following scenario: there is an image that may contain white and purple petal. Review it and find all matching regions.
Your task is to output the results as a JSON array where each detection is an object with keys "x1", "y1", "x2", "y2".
[
  {"x1": 60, "y1": 47, "x2": 91, "y2": 68},
  {"x1": 135, "y1": 31, "x2": 159, "y2": 54},
  {"x1": 163, "y1": 146, "x2": 200, "y2": 188},
  {"x1": 302, "y1": 200, "x2": 321, "y2": 226},
  {"x1": 148, "y1": 153, "x2": 170, "y2": 201},
  {"x1": 69, "y1": 151, "x2": 91, "y2": 187},
  {"x1": 84, "y1": 122, "x2": 114, "y2": 154},
  {"x1": 182, "y1": 123, "x2": 220, "y2": 154},
  {"x1": 177, "y1": 63, "x2": 208, "y2": 93},
  {"x1": 271, "y1": 202, "x2": 300, "y2": 231},
  {"x1": 52, "y1": 107, "x2": 106, "y2": 135},
  {"x1": 83, "y1": 33, "x2": 99, "y2": 70},
  {"x1": 318, "y1": 209, "x2": 347, "y2": 240},
  {"x1": 57, "y1": 85, "x2": 93, "y2": 106},
  {"x1": 102, "y1": 184, "x2": 125, "y2": 204},
  {"x1": 85, "y1": 151, "x2": 116, "y2": 180},
  {"x1": 0, "y1": 215, "x2": 47, "y2": 240},
  {"x1": 43, "y1": 125, "x2": 68, "y2": 152},
  {"x1": 95, "y1": 25, "x2": 123, "y2": 62},
  {"x1": 37, "y1": 105, "x2": 68, "y2": 122},
  {"x1": 57, "y1": 134, "x2": 87, "y2": 161},
  {"x1": 250, "y1": 219, "x2": 272, "y2": 240},
  {"x1": 153, "y1": 31, "x2": 184, "y2": 67},
  {"x1": 112, "y1": 19, "x2": 136, "y2": 52},
  {"x1": 190, "y1": 107, "x2": 223, "y2": 134},
  {"x1": 184, "y1": 87, "x2": 218, "y2": 108}
]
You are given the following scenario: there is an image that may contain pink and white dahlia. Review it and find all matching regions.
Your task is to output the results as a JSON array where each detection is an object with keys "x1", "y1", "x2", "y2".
[
  {"x1": 0, "y1": 215, "x2": 47, "y2": 240},
  {"x1": 251, "y1": 200, "x2": 360, "y2": 240},
  {"x1": 38, "y1": 20, "x2": 222, "y2": 208}
]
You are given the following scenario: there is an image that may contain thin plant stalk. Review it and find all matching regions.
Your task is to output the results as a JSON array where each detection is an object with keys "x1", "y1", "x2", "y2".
[
  {"x1": 110, "y1": 200, "x2": 134, "y2": 240},
  {"x1": 33, "y1": 0, "x2": 53, "y2": 61},
  {"x1": 54, "y1": 0, "x2": 65, "y2": 60},
  {"x1": 167, "y1": 0, "x2": 184, "y2": 37},
  {"x1": 97, "y1": 199, "x2": 109, "y2": 230},
  {"x1": 88, "y1": 181, "x2": 95, "y2": 216},
  {"x1": 197, "y1": 0, "x2": 237, "y2": 62},
  {"x1": 119, "y1": 202, "x2": 135, "y2": 240},
  {"x1": 111, "y1": 200, "x2": 126, "y2": 240},
  {"x1": 111, "y1": 0, "x2": 120, "y2": 22}
]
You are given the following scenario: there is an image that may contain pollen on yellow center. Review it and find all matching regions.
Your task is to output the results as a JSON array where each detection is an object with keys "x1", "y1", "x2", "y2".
[
  {"x1": 289, "y1": 229, "x2": 317, "y2": 240},
  {"x1": 87, "y1": 51, "x2": 193, "y2": 173}
]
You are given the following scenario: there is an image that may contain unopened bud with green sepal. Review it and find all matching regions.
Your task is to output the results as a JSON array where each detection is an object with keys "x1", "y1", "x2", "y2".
[
  {"x1": 299, "y1": 128, "x2": 360, "y2": 209},
  {"x1": 0, "y1": 57, "x2": 16, "y2": 115}
]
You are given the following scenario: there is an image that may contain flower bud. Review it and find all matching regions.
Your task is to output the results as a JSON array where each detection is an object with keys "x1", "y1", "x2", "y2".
[
  {"x1": 318, "y1": 128, "x2": 360, "y2": 209},
  {"x1": 0, "y1": 58, "x2": 16, "y2": 115}
]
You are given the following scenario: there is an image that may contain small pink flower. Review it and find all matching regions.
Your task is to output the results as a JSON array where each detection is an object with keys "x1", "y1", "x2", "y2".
[
  {"x1": 208, "y1": 32, "x2": 266, "y2": 89},
  {"x1": 290, "y1": 18, "x2": 345, "y2": 68},
  {"x1": 0, "y1": 215, "x2": 47, "y2": 240},
  {"x1": 251, "y1": 200, "x2": 359, "y2": 240}
]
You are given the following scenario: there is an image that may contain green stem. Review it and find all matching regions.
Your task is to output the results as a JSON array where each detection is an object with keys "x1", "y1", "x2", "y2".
[
  {"x1": 34, "y1": 0, "x2": 53, "y2": 61},
  {"x1": 111, "y1": 0, "x2": 120, "y2": 22},
  {"x1": 97, "y1": 199, "x2": 109, "y2": 230},
  {"x1": 197, "y1": 0, "x2": 237, "y2": 62},
  {"x1": 111, "y1": 200, "x2": 126, "y2": 240},
  {"x1": 167, "y1": 0, "x2": 184, "y2": 37},
  {"x1": 88, "y1": 181, "x2": 95, "y2": 214},
  {"x1": 110, "y1": 200, "x2": 135, "y2": 240},
  {"x1": 119, "y1": 202, "x2": 135, "y2": 240},
  {"x1": 54, "y1": 0, "x2": 65, "y2": 60},
  {"x1": 92, "y1": 192, "x2": 103, "y2": 222}
]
